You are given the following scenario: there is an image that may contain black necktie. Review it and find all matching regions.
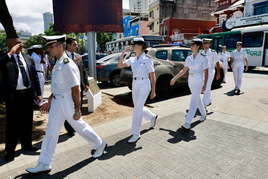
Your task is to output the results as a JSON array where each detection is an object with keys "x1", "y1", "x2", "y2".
[
  {"x1": 17, "y1": 55, "x2": 30, "y2": 88},
  {"x1": 71, "y1": 53, "x2": 74, "y2": 60}
]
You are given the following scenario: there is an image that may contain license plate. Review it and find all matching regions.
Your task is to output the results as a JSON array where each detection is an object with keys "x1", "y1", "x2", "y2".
[{"x1": 125, "y1": 69, "x2": 132, "y2": 75}]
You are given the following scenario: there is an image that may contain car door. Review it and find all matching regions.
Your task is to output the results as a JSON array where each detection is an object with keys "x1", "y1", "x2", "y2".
[{"x1": 171, "y1": 49, "x2": 188, "y2": 83}]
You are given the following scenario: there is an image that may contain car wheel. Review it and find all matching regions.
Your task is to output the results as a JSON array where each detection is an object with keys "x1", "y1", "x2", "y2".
[
  {"x1": 156, "y1": 76, "x2": 173, "y2": 99},
  {"x1": 110, "y1": 72, "x2": 121, "y2": 87},
  {"x1": 212, "y1": 68, "x2": 224, "y2": 88}
]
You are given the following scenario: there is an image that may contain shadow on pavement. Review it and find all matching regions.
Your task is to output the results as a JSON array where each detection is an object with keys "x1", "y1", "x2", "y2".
[
  {"x1": 14, "y1": 129, "x2": 151, "y2": 179},
  {"x1": 0, "y1": 133, "x2": 73, "y2": 167},
  {"x1": 159, "y1": 120, "x2": 203, "y2": 144}
]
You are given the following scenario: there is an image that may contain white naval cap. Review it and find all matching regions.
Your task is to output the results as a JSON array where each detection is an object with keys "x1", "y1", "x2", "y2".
[
  {"x1": 32, "y1": 45, "x2": 43, "y2": 49},
  {"x1": 26, "y1": 46, "x2": 33, "y2": 51},
  {"x1": 190, "y1": 38, "x2": 202, "y2": 45},
  {"x1": 42, "y1": 35, "x2": 66, "y2": 47},
  {"x1": 131, "y1": 37, "x2": 146, "y2": 45},
  {"x1": 236, "y1": 41, "x2": 242, "y2": 45},
  {"x1": 202, "y1": 38, "x2": 212, "y2": 43},
  {"x1": 221, "y1": 45, "x2": 227, "y2": 49}
]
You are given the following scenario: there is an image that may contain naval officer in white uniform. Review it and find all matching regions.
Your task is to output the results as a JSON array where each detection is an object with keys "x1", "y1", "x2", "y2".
[
  {"x1": 31, "y1": 45, "x2": 45, "y2": 105},
  {"x1": 170, "y1": 39, "x2": 209, "y2": 130},
  {"x1": 230, "y1": 41, "x2": 248, "y2": 94},
  {"x1": 26, "y1": 35, "x2": 107, "y2": 174},
  {"x1": 201, "y1": 38, "x2": 221, "y2": 107},
  {"x1": 218, "y1": 45, "x2": 230, "y2": 83},
  {"x1": 117, "y1": 38, "x2": 158, "y2": 143}
]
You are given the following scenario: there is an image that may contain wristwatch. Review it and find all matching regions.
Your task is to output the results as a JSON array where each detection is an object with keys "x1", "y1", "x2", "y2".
[{"x1": 75, "y1": 111, "x2": 81, "y2": 115}]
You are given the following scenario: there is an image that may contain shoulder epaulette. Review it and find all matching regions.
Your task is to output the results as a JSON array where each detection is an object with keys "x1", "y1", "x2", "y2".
[
  {"x1": 201, "y1": 52, "x2": 206, "y2": 56},
  {"x1": 63, "y1": 58, "x2": 69, "y2": 64},
  {"x1": 188, "y1": 53, "x2": 192, "y2": 56},
  {"x1": 211, "y1": 49, "x2": 216, "y2": 52}
]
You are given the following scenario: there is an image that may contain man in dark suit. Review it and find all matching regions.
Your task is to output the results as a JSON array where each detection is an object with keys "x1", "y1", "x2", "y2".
[
  {"x1": 64, "y1": 37, "x2": 89, "y2": 136},
  {"x1": 0, "y1": 36, "x2": 42, "y2": 161}
]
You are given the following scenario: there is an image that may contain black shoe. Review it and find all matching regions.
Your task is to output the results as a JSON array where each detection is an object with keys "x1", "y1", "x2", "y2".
[
  {"x1": 22, "y1": 146, "x2": 39, "y2": 151},
  {"x1": 68, "y1": 132, "x2": 75, "y2": 137},
  {"x1": 236, "y1": 89, "x2": 240, "y2": 94},
  {"x1": 5, "y1": 153, "x2": 14, "y2": 161}
]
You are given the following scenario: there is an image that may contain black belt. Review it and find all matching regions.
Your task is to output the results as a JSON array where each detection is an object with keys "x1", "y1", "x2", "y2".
[
  {"x1": 37, "y1": 71, "x2": 43, "y2": 73},
  {"x1": 133, "y1": 77, "x2": 145, "y2": 80},
  {"x1": 16, "y1": 88, "x2": 31, "y2": 93}
]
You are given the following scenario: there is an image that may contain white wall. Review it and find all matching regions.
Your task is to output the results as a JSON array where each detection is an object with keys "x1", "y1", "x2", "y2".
[{"x1": 244, "y1": 0, "x2": 265, "y2": 17}]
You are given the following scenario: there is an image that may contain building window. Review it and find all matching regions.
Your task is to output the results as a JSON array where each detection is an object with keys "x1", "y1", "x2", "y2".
[
  {"x1": 150, "y1": 10, "x2": 154, "y2": 18},
  {"x1": 136, "y1": 28, "x2": 139, "y2": 35},
  {"x1": 130, "y1": 30, "x2": 133, "y2": 36},
  {"x1": 254, "y1": 3, "x2": 268, "y2": 15},
  {"x1": 150, "y1": 22, "x2": 154, "y2": 30}
]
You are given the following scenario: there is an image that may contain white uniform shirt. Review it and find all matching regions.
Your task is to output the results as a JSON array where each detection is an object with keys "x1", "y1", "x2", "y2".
[
  {"x1": 219, "y1": 51, "x2": 230, "y2": 63},
  {"x1": 13, "y1": 52, "x2": 31, "y2": 90},
  {"x1": 202, "y1": 49, "x2": 220, "y2": 69},
  {"x1": 51, "y1": 53, "x2": 80, "y2": 96},
  {"x1": 125, "y1": 52, "x2": 155, "y2": 78},
  {"x1": 230, "y1": 49, "x2": 247, "y2": 65},
  {"x1": 184, "y1": 52, "x2": 209, "y2": 74},
  {"x1": 31, "y1": 52, "x2": 44, "y2": 72}
]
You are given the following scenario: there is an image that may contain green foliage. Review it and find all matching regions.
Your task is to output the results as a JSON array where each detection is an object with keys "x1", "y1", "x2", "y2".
[
  {"x1": 0, "y1": 32, "x2": 7, "y2": 50},
  {"x1": 44, "y1": 24, "x2": 63, "y2": 36},
  {"x1": 23, "y1": 34, "x2": 46, "y2": 49},
  {"x1": 97, "y1": 33, "x2": 112, "y2": 52}
]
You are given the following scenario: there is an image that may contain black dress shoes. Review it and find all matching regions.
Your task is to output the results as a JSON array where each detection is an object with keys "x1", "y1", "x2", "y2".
[
  {"x1": 22, "y1": 146, "x2": 39, "y2": 151},
  {"x1": 5, "y1": 153, "x2": 14, "y2": 161},
  {"x1": 68, "y1": 132, "x2": 75, "y2": 137}
]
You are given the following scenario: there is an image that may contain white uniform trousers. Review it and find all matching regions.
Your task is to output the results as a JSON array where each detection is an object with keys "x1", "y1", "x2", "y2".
[
  {"x1": 222, "y1": 61, "x2": 228, "y2": 82},
  {"x1": 233, "y1": 62, "x2": 244, "y2": 90},
  {"x1": 36, "y1": 72, "x2": 45, "y2": 105},
  {"x1": 185, "y1": 75, "x2": 206, "y2": 124},
  {"x1": 202, "y1": 69, "x2": 215, "y2": 106},
  {"x1": 131, "y1": 79, "x2": 156, "y2": 135},
  {"x1": 37, "y1": 95, "x2": 103, "y2": 165}
]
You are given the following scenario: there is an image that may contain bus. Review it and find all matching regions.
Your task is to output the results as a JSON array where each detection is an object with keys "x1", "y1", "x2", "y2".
[
  {"x1": 106, "y1": 35, "x2": 164, "y2": 53},
  {"x1": 198, "y1": 25, "x2": 268, "y2": 68}
]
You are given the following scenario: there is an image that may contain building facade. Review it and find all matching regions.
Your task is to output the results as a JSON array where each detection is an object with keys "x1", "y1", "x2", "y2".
[
  {"x1": 17, "y1": 30, "x2": 32, "y2": 43},
  {"x1": 43, "y1": 12, "x2": 54, "y2": 31},
  {"x1": 129, "y1": 0, "x2": 152, "y2": 13},
  {"x1": 148, "y1": 0, "x2": 160, "y2": 35},
  {"x1": 123, "y1": 12, "x2": 149, "y2": 37},
  {"x1": 158, "y1": 0, "x2": 217, "y2": 43},
  {"x1": 211, "y1": 0, "x2": 244, "y2": 32}
]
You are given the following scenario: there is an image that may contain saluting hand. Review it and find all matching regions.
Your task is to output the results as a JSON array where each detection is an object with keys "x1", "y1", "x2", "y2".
[
  {"x1": 123, "y1": 46, "x2": 131, "y2": 53},
  {"x1": 9, "y1": 43, "x2": 22, "y2": 56}
]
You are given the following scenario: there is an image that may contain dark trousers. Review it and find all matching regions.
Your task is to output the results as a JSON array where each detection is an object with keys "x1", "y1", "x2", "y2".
[
  {"x1": 64, "y1": 90, "x2": 84, "y2": 133},
  {"x1": 5, "y1": 88, "x2": 34, "y2": 154}
]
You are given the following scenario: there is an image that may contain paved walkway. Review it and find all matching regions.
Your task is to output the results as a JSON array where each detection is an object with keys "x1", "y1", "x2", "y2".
[{"x1": 0, "y1": 70, "x2": 268, "y2": 178}]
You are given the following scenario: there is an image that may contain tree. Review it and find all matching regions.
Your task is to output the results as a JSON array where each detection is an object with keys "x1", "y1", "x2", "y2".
[
  {"x1": 44, "y1": 24, "x2": 63, "y2": 36},
  {"x1": 97, "y1": 33, "x2": 112, "y2": 52},
  {"x1": 0, "y1": 32, "x2": 7, "y2": 49},
  {"x1": 23, "y1": 34, "x2": 46, "y2": 49}
]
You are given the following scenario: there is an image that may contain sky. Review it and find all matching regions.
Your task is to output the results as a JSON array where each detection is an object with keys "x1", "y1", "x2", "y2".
[{"x1": 0, "y1": 0, "x2": 129, "y2": 35}]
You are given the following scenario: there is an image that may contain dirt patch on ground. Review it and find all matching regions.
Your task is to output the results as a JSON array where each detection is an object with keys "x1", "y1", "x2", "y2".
[{"x1": 0, "y1": 93, "x2": 134, "y2": 155}]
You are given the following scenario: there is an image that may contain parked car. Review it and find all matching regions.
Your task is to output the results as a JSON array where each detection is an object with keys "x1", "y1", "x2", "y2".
[
  {"x1": 120, "y1": 47, "x2": 225, "y2": 99},
  {"x1": 96, "y1": 53, "x2": 127, "y2": 86},
  {"x1": 82, "y1": 54, "x2": 108, "y2": 69}
]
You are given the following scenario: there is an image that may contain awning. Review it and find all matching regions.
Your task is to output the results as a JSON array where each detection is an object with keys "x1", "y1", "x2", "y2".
[
  {"x1": 211, "y1": 0, "x2": 244, "y2": 15},
  {"x1": 253, "y1": 0, "x2": 268, "y2": 6},
  {"x1": 147, "y1": 21, "x2": 154, "y2": 27}
]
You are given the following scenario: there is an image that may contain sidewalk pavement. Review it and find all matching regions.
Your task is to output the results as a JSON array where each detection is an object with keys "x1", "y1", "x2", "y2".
[{"x1": 0, "y1": 70, "x2": 268, "y2": 178}]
